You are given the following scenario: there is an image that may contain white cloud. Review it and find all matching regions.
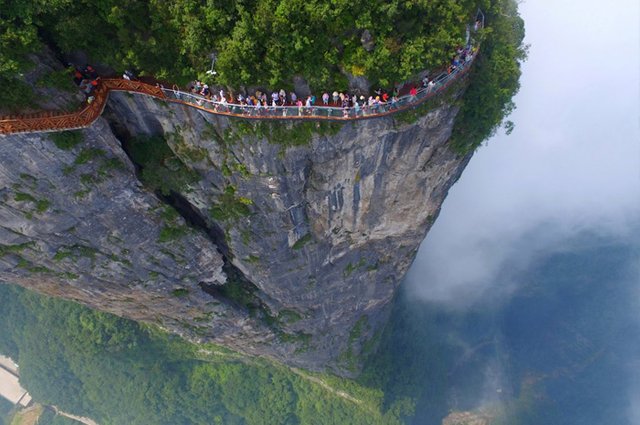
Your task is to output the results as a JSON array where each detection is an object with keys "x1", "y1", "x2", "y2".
[{"x1": 407, "y1": 0, "x2": 640, "y2": 305}]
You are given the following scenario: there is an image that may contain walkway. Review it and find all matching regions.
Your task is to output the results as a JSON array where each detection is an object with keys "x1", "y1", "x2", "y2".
[{"x1": 0, "y1": 53, "x2": 477, "y2": 135}]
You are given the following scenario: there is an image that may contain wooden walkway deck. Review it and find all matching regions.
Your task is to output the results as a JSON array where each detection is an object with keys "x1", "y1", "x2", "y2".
[{"x1": 0, "y1": 55, "x2": 475, "y2": 135}]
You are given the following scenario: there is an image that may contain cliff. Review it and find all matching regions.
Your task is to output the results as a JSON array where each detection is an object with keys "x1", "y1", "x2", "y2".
[{"x1": 0, "y1": 86, "x2": 471, "y2": 375}]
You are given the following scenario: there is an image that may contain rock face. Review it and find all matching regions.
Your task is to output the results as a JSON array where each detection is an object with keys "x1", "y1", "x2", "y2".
[{"x1": 0, "y1": 88, "x2": 471, "y2": 375}]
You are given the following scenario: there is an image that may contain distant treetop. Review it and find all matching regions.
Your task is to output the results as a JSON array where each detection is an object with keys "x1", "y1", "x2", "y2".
[{"x1": 2, "y1": 0, "x2": 484, "y2": 90}]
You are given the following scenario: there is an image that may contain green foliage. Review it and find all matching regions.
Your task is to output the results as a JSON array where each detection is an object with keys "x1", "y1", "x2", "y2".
[
  {"x1": 14, "y1": 192, "x2": 50, "y2": 213},
  {"x1": 0, "y1": 397, "x2": 12, "y2": 425},
  {"x1": 127, "y1": 135, "x2": 200, "y2": 196},
  {"x1": 53, "y1": 244, "x2": 98, "y2": 262},
  {"x1": 171, "y1": 288, "x2": 189, "y2": 297},
  {"x1": 14, "y1": 192, "x2": 35, "y2": 202},
  {"x1": 36, "y1": 67, "x2": 76, "y2": 92},
  {"x1": 168, "y1": 132, "x2": 209, "y2": 163},
  {"x1": 343, "y1": 258, "x2": 366, "y2": 278},
  {"x1": 35, "y1": 199, "x2": 50, "y2": 213},
  {"x1": 209, "y1": 185, "x2": 252, "y2": 222},
  {"x1": 0, "y1": 242, "x2": 35, "y2": 258},
  {"x1": 450, "y1": 0, "x2": 527, "y2": 153},
  {"x1": 74, "y1": 148, "x2": 105, "y2": 165},
  {"x1": 1, "y1": 0, "x2": 482, "y2": 94},
  {"x1": 349, "y1": 316, "x2": 368, "y2": 343},
  {"x1": 278, "y1": 309, "x2": 303, "y2": 324},
  {"x1": 0, "y1": 284, "x2": 404, "y2": 425},
  {"x1": 49, "y1": 131, "x2": 83, "y2": 150},
  {"x1": 0, "y1": 77, "x2": 35, "y2": 111},
  {"x1": 291, "y1": 233, "x2": 312, "y2": 250},
  {"x1": 158, "y1": 225, "x2": 188, "y2": 243}
]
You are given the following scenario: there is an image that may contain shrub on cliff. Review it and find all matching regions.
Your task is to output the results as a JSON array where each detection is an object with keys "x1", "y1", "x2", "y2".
[
  {"x1": 2, "y1": 0, "x2": 480, "y2": 90},
  {"x1": 450, "y1": 0, "x2": 527, "y2": 153}
]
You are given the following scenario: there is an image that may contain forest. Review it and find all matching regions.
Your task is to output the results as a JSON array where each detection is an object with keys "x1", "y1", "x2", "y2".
[
  {"x1": 0, "y1": 284, "x2": 412, "y2": 425},
  {"x1": 0, "y1": 0, "x2": 525, "y2": 151}
]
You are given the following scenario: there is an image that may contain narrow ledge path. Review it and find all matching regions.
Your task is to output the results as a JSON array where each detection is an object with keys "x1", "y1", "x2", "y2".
[{"x1": 0, "y1": 54, "x2": 476, "y2": 135}]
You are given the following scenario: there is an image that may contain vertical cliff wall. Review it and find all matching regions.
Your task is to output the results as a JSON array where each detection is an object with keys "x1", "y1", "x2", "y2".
[{"x1": 0, "y1": 87, "x2": 471, "y2": 375}]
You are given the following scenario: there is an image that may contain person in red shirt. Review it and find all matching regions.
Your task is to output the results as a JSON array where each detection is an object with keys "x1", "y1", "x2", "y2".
[{"x1": 409, "y1": 87, "x2": 417, "y2": 98}]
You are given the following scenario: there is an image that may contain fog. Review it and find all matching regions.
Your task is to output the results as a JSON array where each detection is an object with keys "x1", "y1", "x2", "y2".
[
  {"x1": 406, "y1": 0, "x2": 640, "y2": 305},
  {"x1": 403, "y1": 0, "x2": 640, "y2": 423}
]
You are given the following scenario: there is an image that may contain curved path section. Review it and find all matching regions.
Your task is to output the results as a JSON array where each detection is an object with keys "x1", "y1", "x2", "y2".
[{"x1": 0, "y1": 55, "x2": 475, "y2": 135}]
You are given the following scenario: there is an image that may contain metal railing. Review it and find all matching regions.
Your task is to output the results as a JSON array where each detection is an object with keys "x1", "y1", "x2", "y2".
[
  {"x1": 159, "y1": 52, "x2": 477, "y2": 121},
  {"x1": 0, "y1": 15, "x2": 482, "y2": 134}
]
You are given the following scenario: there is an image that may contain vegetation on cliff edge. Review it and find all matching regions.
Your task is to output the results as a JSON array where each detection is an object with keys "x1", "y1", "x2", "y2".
[{"x1": 2, "y1": 0, "x2": 479, "y2": 92}]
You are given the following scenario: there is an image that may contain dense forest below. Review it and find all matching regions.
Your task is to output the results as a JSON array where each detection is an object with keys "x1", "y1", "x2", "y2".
[
  {"x1": 1, "y1": 0, "x2": 525, "y2": 152},
  {"x1": 1, "y1": 230, "x2": 636, "y2": 425},
  {"x1": 0, "y1": 284, "x2": 413, "y2": 425}
]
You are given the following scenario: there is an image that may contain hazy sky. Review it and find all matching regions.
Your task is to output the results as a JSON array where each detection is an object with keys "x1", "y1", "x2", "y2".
[
  {"x1": 406, "y1": 1, "x2": 639, "y2": 422},
  {"x1": 406, "y1": 0, "x2": 640, "y2": 305}
]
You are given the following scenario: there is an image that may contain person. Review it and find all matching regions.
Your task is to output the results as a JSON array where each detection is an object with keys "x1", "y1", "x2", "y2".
[
  {"x1": 271, "y1": 91, "x2": 279, "y2": 105},
  {"x1": 428, "y1": 80, "x2": 435, "y2": 91},
  {"x1": 422, "y1": 77, "x2": 429, "y2": 87},
  {"x1": 73, "y1": 70, "x2": 84, "y2": 85},
  {"x1": 297, "y1": 99, "x2": 303, "y2": 116},
  {"x1": 342, "y1": 97, "x2": 350, "y2": 117},
  {"x1": 290, "y1": 92, "x2": 297, "y2": 104},
  {"x1": 85, "y1": 65, "x2": 98, "y2": 79},
  {"x1": 382, "y1": 92, "x2": 389, "y2": 103},
  {"x1": 332, "y1": 91, "x2": 339, "y2": 105},
  {"x1": 465, "y1": 50, "x2": 474, "y2": 62},
  {"x1": 409, "y1": 86, "x2": 417, "y2": 98},
  {"x1": 123, "y1": 70, "x2": 136, "y2": 81},
  {"x1": 322, "y1": 92, "x2": 329, "y2": 105},
  {"x1": 279, "y1": 89, "x2": 286, "y2": 104},
  {"x1": 84, "y1": 79, "x2": 98, "y2": 95},
  {"x1": 219, "y1": 89, "x2": 225, "y2": 101}
]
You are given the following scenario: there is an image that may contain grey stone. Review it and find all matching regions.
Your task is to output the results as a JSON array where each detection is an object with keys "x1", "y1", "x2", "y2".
[
  {"x1": 0, "y1": 82, "x2": 472, "y2": 376},
  {"x1": 360, "y1": 29, "x2": 375, "y2": 52}
]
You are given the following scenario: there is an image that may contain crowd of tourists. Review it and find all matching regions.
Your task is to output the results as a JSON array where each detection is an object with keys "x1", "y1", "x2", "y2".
[
  {"x1": 181, "y1": 45, "x2": 476, "y2": 117},
  {"x1": 67, "y1": 41, "x2": 475, "y2": 116},
  {"x1": 73, "y1": 65, "x2": 101, "y2": 103}
]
